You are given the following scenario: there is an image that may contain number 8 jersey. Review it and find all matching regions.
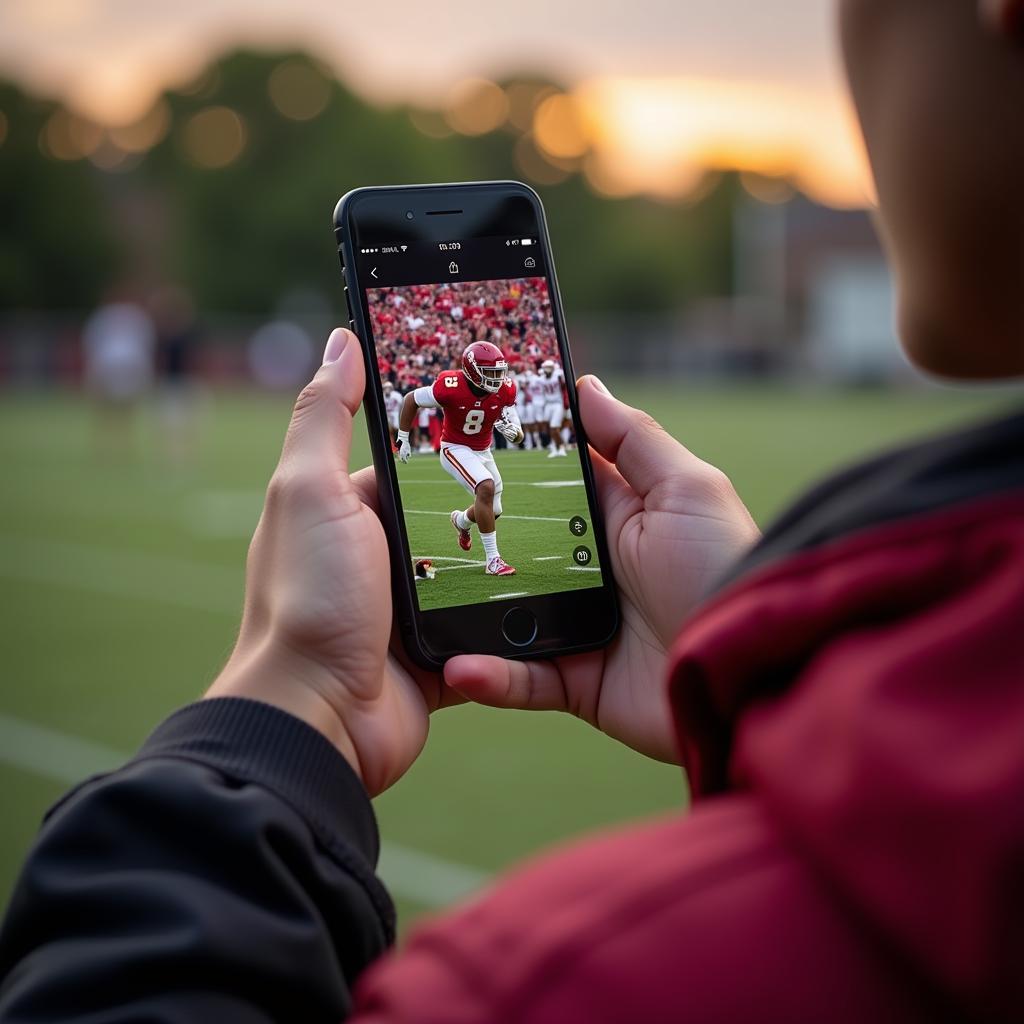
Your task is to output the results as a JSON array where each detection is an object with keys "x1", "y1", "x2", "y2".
[{"x1": 416, "y1": 371, "x2": 518, "y2": 451}]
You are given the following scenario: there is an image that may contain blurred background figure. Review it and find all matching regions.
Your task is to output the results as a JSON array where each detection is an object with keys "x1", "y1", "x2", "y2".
[
  {"x1": 151, "y1": 284, "x2": 202, "y2": 466},
  {"x1": 0, "y1": 0, "x2": 1017, "y2": 929},
  {"x1": 82, "y1": 292, "x2": 155, "y2": 456}
]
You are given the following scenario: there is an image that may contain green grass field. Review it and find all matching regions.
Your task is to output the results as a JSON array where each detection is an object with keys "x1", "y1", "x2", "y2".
[
  {"x1": 0, "y1": 381, "x2": 1015, "y2": 925},
  {"x1": 398, "y1": 446, "x2": 601, "y2": 610}
]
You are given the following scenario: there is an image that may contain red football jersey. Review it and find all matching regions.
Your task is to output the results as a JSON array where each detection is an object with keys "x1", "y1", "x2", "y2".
[{"x1": 432, "y1": 370, "x2": 517, "y2": 451}]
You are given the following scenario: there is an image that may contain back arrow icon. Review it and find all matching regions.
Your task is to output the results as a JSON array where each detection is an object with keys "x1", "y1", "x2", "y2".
[{"x1": 371, "y1": 267, "x2": 379, "y2": 279}]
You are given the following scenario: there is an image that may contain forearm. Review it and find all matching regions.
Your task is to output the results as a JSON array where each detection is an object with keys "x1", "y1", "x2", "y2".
[
  {"x1": 398, "y1": 393, "x2": 418, "y2": 433},
  {"x1": 0, "y1": 699, "x2": 393, "y2": 1023}
]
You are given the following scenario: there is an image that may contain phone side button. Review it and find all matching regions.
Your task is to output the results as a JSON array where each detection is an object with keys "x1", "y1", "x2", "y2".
[{"x1": 501, "y1": 607, "x2": 537, "y2": 648}]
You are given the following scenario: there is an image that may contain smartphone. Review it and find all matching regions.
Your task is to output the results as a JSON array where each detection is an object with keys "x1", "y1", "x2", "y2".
[{"x1": 333, "y1": 181, "x2": 618, "y2": 669}]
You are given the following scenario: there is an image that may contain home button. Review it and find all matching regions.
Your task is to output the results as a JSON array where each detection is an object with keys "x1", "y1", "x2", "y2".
[{"x1": 501, "y1": 607, "x2": 537, "y2": 648}]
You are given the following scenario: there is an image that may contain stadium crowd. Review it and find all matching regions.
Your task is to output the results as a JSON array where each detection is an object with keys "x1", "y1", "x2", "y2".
[
  {"x1": 368, "y1": 277, "x2": 569, "y2": 451},
  {"x1": 368, "y1": 277, "x2": 558, "y2": 391}
]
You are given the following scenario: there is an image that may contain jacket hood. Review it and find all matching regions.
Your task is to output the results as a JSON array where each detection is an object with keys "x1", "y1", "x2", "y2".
[{"x1": 668, "y1": 484, "x2": 1024, "y2": 1021}]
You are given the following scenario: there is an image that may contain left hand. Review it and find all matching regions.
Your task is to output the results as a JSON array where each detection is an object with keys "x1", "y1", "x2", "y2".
[
  {"x1": 207, "y1": 328, "x2": 458, "y2": 796},
  {"x1": 494, "y1": 420, "x2": 521, "y2": 444}
]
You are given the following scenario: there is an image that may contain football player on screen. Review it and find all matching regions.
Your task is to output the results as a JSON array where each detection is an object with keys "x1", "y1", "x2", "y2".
[
  {"x1": 397, "y1": 341, "x2": 524, "y2": 577},
  {"x1": 536, "y1": 359, "x2": 567, "y2": 458}
]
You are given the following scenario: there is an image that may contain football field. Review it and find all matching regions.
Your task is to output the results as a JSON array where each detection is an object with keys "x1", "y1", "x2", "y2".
[
  {"x1": 0, "y1": 382, "x2": 1011, "y2": 926},
  {"x1": 398, "y1": 447, "x2": 601, "y2": 610}
]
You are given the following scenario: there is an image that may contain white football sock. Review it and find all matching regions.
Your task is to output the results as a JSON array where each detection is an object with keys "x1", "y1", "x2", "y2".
[
  {"x1": 561, "y1": 426, "x2": 571, "y2": 445},
  {"x1": 455, "y1": 509, "x2": 472, "y2": 531},
  {"x1": 481, "y1": 531, "x2": 499, "y2": 562}
]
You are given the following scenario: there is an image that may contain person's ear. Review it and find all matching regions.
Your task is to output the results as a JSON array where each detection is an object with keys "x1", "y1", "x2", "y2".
[{"x1": 980, "y1": 0, "x2": 1024, "y2": 37}]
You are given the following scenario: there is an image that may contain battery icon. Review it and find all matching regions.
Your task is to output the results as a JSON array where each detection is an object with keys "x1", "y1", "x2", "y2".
[{"x1": 521, "y1": 238, "x2": 533, "y2": 246}]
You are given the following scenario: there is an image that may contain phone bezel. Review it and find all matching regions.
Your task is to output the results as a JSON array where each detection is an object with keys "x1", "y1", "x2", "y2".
[{"x1": 334, "y1": 181, "x2": 619, "y2": 669}]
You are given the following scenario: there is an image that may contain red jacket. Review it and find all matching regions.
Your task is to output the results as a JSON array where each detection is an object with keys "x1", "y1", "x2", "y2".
[{"x1": 356, "y1": 411, "x2": 1024, "y2": 1022}]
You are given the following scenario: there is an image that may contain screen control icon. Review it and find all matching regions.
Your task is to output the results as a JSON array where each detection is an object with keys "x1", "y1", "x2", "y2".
[
  {"x1": 572, "y1": 545, "x2": 592, "y2": 567},
  {"x1": 524, "y1": 256, "x2": 536, "y2": 269},
  {"x1": 448, "y1": 261, "x2": 459, "y2": 274},
  {"x1": 569, "y1": 516, "x2": 588, "y2": 538}
]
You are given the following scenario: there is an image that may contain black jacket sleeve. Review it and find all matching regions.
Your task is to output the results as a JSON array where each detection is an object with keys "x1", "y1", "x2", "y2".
[{"x1": 0, "y1": 698, "x2": 395, "y2": 1023}]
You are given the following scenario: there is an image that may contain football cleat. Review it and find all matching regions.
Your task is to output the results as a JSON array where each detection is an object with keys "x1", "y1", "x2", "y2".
[
  {"x1": 485, "y1": 556, "x2": 517, "y2": 576},
  {"x1": 547, "y1": 449, "x2": 567, "y2": 458},
  {"x1": 450, "y1": 510, "x2": 472, "y2": 551}
]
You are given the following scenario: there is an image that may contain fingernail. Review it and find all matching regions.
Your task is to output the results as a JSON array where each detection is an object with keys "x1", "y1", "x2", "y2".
[
  {"x1": 587, "y1": 375, "x2": 611, "y2": 396},
  {"x1": 322, "y1": 328, "x2": 350, "y2": 366}
]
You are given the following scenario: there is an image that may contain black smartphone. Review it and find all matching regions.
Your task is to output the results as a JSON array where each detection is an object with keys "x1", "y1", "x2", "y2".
[{"x1": 333, "y1": 181, "x2": 618, "y2": 669}]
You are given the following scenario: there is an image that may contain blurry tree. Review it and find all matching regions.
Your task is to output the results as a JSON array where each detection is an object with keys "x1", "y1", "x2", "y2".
[
  {"x1": 0, "y1": 52, "x2": 745, "y2": 317},
  {"x1": 0, "y1": 83, "x2": 118, "y2": 311}
]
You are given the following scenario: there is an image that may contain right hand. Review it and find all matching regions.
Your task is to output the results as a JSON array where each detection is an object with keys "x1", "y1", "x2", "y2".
[
  {"x1": 444, "y1": 375, "x2": 760, "y2": 763},
  {"x1": 397, "y1": 436, "x2": 412, "y2": 463}
]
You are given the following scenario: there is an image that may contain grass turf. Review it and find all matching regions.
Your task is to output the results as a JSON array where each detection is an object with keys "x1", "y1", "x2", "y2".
[
  {"x1": 0, "y1": 381, "x2": 1015, "y2": 924},
  {"x1": 398, "y1": 446, "x2": 601, "y2": 611}
]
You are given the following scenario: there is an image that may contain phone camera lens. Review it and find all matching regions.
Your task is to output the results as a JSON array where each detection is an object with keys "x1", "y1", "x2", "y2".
[{"x1": 405, "y1": 210, "x2": 414, "y2": 220}]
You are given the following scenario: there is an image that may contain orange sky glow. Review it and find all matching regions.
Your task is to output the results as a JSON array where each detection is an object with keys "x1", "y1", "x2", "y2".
[{"x1": 0, "y1": 0, "x2": 873, "y2": 208}]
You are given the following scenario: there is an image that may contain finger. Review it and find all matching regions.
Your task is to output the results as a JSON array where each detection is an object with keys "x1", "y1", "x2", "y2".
[
  {"x1": 577, "y1": 375, "x2": 703, "y2": 499},
  {"x1": 350, "y1": 466, "x2": 379, "y2": 512},
  {"x1": 279, "y1": 328, "x2": 364, "y2": 476},
  {"x1": 444, "y1": 655, "x2": 569, "y2": 713}
]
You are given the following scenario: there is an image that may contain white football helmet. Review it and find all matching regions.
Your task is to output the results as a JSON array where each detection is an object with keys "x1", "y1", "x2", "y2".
[{"x1": 541, "y1": 359, "x2": 556, "y2": 376}]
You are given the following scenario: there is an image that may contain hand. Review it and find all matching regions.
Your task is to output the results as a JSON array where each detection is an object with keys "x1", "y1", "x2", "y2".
[
  {"x1": 397, "y1": 435, "x2": 412, "y2": 463},
  {"x1": 494, "y1": 419, "x2": 520, "y2": 444},
  {"x1": 207, "y1": 329, "x2": 456, "y2": 796},
  {"x1": 444, "y1": 376, "x2": 759, "y2": 763}
]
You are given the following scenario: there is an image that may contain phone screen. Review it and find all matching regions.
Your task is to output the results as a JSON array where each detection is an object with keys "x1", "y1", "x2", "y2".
[{"x1": 361, "y1": 236, "x2": 602, "y2": 612}]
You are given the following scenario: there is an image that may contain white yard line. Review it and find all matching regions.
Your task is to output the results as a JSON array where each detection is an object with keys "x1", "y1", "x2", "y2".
[
  {"x1": 414, "y1": 555, "x2": 482, "y2": 564},
  {"x1": 487, "y1": 592, "x2": 530, "y2": 600},
  {"x1": 0, "y1": 711, "x2": 491, "y2": 907},
  {"x1": 405, "y1": 510, "x2": 567, "y2": 524},
  {"x1": 0, "y1": 535, "x2": 495, "y2": 906},
  {"x1": 566, "y1": 567, "x2": 602, "y2": 572},
  {"x1": 533, "y1": 556, "x2": 565, "y2": 562}
]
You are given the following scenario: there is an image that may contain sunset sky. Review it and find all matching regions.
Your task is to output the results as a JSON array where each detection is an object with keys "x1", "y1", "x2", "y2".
[{"x1": 0, "y1": 0, "x2": 872, "y2": 206}]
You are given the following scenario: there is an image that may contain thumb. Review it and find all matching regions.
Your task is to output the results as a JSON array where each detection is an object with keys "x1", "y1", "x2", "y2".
[
  {"x1": 280, "y1": 328, "x2": 365, "y2": 475},
  {"x1": 577, "y1": 374, "x2": 702, "y2": 499}
]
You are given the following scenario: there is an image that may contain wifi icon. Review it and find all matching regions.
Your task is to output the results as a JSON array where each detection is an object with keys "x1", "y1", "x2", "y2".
[{"x1": 400, "y1": 245, "x2": 408, "y2": 252}]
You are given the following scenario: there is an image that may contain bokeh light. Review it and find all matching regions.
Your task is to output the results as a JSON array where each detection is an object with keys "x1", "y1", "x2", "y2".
[
  {"x1": 444, "y1": 78, "x2": 509, "y2": 136},
  {"x1": 108, "y1": 100, "x2": 170, "y2": 153},
  {"x1": 407, "y1": 107, "x2": 453, "y2": 139},
  {"x1": 505, "y1": 82, "x2": 557, "y2": 132},
  {"x1": 40, "y1": 110, "x2": 78, "y2": 160},
  {"x1": 267, "y1": 60, "x2": 330, "y2": 121},
  {"x1": 181, "y1": 106, "x2": 247, "y2": 169},
  {"x1": 532, "y1": 93, "x2": 590, "y2": 160},
  {"x1": 88, "y1": 139, "x2": 135, "y2": 172},
  {"x1": 513, "y1": 134, "x2": 570, "y2": 186}
]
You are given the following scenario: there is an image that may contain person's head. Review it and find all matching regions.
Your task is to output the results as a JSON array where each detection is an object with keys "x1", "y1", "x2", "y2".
[
  {"x1": 840, "y1": 0, "x2": 1024, "y2": 378},
  {"x1": 462, "y1": 340, "x2": 508, "y2": 393},
  {"x1": 541, "y1": 359, "x2": 556, "y2": 378}
]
